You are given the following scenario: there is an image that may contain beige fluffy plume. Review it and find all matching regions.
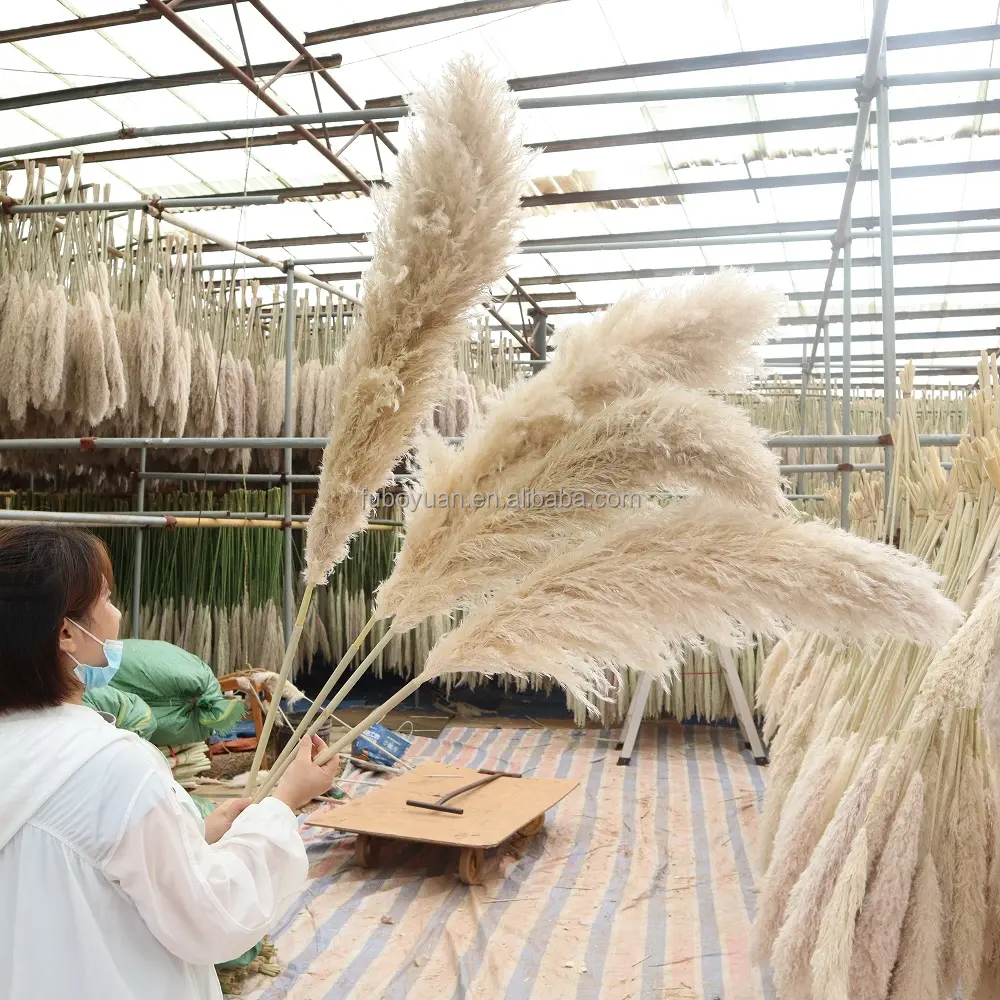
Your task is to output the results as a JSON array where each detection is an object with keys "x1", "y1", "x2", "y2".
[
  {"x1": 751, "y1": 734, "x2": 846, "y2": 962},
  {"x1": 888, "y1": 857, "x2": 943, "y2": 1000},
  {"x1": 810, "y1": 827, "x2": 868, "y2": 1000},
  {"x1": 771, "y1": 744, "x2": 884, "y2": 999},
  {"x1": 378, "y1": 273, "x2": 784, "y2": 623},
  {"x1": 547, "y1": 271, "x2": 784, "y2": 396},
  {"x1": 850, "y1": 773, "x2": 925, "y2": 1000},
  {"x1": 304, "y1": 57, "x2": 524, "y2": 585},
  {"x1": 412, "y1": 499, "x2": 959, "y2": 698},
  {"x1": 378, "y1": 387, "x2": 788, "y2": 626}
]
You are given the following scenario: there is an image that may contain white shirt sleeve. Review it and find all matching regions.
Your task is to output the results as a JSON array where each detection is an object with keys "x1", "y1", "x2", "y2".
[{"x1": 103, "y1": 765, "x2": 308, "y2": 967}]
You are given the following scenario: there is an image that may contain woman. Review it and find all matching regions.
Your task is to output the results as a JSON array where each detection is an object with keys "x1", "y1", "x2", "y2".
[{"x1": 0, "y1": 524, "x2": 339, "y2": 1000}]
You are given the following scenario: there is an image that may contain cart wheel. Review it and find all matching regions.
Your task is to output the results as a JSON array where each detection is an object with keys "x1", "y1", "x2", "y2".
[
  {"x1": 355, "y1": 834, "x2": 383, "y2": 869},
  {"x1": 518, "y1": 814, "x2": 545, "y2": 837},
  {"x1": 458, "y1": 847, "x2": 486, "y2": 885}
]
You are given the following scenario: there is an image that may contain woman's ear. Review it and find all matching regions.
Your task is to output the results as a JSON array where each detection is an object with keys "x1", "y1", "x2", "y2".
[{"x1": 58, "y1": 619, "x2": 78, "y2": 659}]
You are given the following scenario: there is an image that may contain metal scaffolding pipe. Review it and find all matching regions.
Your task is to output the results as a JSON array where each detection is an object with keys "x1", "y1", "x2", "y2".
[
  {"x1": 8, "y1": 66, "x2": 1000, "y2": 164},
  {"x1": 842, "y1": 238, "x2": 853, "y2": 530},
  {"x1": 143, "y1": 0, "x2": 371, "y2": 192},
  {"x1": 519, "y1": 247, "x2": 1000, "y2": 287},
  {"x1": 769, "y1": 433, "x2": 961, "y2": 448},
  {"x1": 0, "y1": 435, "x2": 463, "y2": 450},
  {"x1": 878, "y1": 47, "x2": 897, "y2": 520},
  {"x1": 6, "y1": 196, "x2": 280, "y2": 214},
  {"x1": 282, "y1": 267, "x2": 295, "y2": 643},
  {"x1": 0, "y1": 509, "x2": 396, "y2": 531},
  {"x1": 132, "y1": 448, "x2": 146, "y2": 639},
  {"x1": 781, "y1": 463, "x2": 888, "y2": 473},
  {"x1": 508, "y1": 23, "x2": 1000, "y2": 91},
  {"x1": 0, "y1": 54, "x2": 344, "y2": 114}
]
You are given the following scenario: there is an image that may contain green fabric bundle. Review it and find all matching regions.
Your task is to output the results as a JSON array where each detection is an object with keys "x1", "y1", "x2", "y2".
[
  {"x1": 110, "y1": 640, "x2": 245, "y2": 746},
  {"x1": 83, "y1": 686, "x2": 157, "y2": 741}
]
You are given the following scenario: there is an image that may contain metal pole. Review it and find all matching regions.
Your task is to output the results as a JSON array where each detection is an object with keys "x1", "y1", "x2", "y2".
[
  {"x1": 532, "y1": 316, "x2": 548, "y2": 373},
  {"x1": 802, "y1": 0, "x2": 890, "y2": 377},
  {"x1": 841, "y1": 238, "x2": 853, "y2": 530},
  {"x1": 132, "y1": 448, "x2": 146, "y2": 638},
  {"x1": 798, "y1": 341, "x2": 808, "y2": 495},
  {"x1": 283, "y1": 267, "x2": 295, "y2": 644},
  {"x1": 877, "y1": 46, "x2": 896, "y2": 530},
  {"x1": 823, "y1": 322, "x2": 834, "y2": 483}
]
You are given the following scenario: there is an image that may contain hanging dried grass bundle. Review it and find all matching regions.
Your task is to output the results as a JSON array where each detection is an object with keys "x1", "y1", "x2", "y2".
[
  {"x1": 304, "y1": 57, "x2": 525, "y2": 585},
  {"x1": 95, "y1": 268, "x2": 127, "y2": 416},
  {"x1": 6, "y1": 278, "x2": 35, "y2": 428},
  {"x1": 157, "y1": 286, "x2": 180, "y2": 412},
  {"x1": 31, "y1": 283, "x2": 67, "y2": 410},
  {"x1": 76, "y1": 292, "x2": 111, "y2": 427},
  {"x1": 241, "y1": 357, "x2": 258, "y2": 437},
  {"x1": 171, "y1": 327, "x2": 192, "y2": 436},
  {"x1": 139, "y1": 272, "x2": 164, "y2": 406},
  {"x1": 0, "y1": 274, "x2": 24, "y2": 415}
]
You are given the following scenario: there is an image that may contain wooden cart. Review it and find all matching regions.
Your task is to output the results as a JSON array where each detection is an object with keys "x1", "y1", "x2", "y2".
[{"x1": 306, "y1": 761, "x2": 580, "y2": 884}]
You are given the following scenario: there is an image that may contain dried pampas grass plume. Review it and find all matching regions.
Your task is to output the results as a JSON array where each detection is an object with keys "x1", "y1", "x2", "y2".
[
  {"x1": 548, "y1": 270, "x2": 783, "y2": 396},
  {"x1": 771, "y1": 743, "x2": 884, "y2": 998},
  {"x1": 751, "y1": 733, "x2": 846, "y2": 963},
  {"x1": 850, "y1": 773, "x2": 925, "y2": 1000},
  {"x1": 403, "y1": 497, "x2": 959, "y2": 684},
  {"x1": 378, "y1": 386, "x2": 788, "y2": 626},
  {"x1": 888, "y1": 856, "x2": 942, "y2": 1000},
  {"x1": 139, "y1": 272, "x2": 164, "y2": 406},
  {"x1": 911, "y1": 567, "x2": 1000, "y2": 728},
  {"x1": 809, "y1": 826, "x2": 868, "y2": 1000},
  {"x1": 304, "y1": 57, "x2": 524, "y2": 586},
  {"x1": 250, "y1": 57, "x2": 525, "y2": 796}
]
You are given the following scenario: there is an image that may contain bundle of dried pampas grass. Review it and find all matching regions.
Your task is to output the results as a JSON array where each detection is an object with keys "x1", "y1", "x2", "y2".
[
  {"x1": 751, "y1": 359, "x2": 1000, "y2": 1000},
  {"x1": 247, "y1": 57, "x2": 527, "y2": 795}
]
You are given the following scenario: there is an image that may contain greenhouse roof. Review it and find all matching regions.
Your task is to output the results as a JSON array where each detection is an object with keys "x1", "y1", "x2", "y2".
[{"x1": 2, "y1": 0, "x2": 1000, "y2": 385}]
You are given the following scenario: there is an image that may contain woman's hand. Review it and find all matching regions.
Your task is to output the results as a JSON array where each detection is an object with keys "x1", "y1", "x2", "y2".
[
  {"x1": 203, "y1": 797, "x2": 252, "y2": 844},
  {"x1": 273, "y1": 734, "x2": 341, "y2": 811}
]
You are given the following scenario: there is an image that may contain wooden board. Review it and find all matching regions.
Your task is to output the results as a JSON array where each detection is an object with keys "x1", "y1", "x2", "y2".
[{"x1": 305, "y1": 761, "x2": 580, "y2": 849}]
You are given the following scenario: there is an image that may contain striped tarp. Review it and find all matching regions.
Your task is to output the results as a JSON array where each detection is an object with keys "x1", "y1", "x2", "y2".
[{"x1": 246, "y1": 723, "x2": 773, "y2": 1000}]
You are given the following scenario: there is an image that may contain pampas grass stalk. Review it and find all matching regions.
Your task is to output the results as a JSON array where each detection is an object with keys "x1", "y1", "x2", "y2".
[
  {"x1": 850, "y1": 774, "x2": 925, "y2": 1000},
  {"x1": 809, "y1": 826, "x2": 868, "y2": 1000},
  {"x1": 887, "y1": 857, "x2": 942, "y2": 1000},
  {"x1": 752, "y1": 734, "x2": 847, "y2": 962},
  {"x1": 304, "y1": 57, "x2": 524, "y2": 586},
  {"x1": 771, "y1": 743, "x2": 884, "y2": 999},
  {"x1": 252, "y1": 58, "x2": 525, "y2": 796}
]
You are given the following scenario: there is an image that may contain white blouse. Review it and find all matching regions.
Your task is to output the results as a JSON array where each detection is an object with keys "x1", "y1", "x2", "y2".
[{"x1": 0, "y1": 704, "x2": 308, "y2": 1000}]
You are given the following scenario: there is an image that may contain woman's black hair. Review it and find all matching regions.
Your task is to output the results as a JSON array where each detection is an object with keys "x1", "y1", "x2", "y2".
[{"x1": 0, "y1": 524, "x2": 114, "y2": 713}]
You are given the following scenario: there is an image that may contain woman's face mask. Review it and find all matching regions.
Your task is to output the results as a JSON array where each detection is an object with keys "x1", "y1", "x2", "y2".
[{"x1": 67, "y1": 618, "x2": 124, "y2": 690}]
